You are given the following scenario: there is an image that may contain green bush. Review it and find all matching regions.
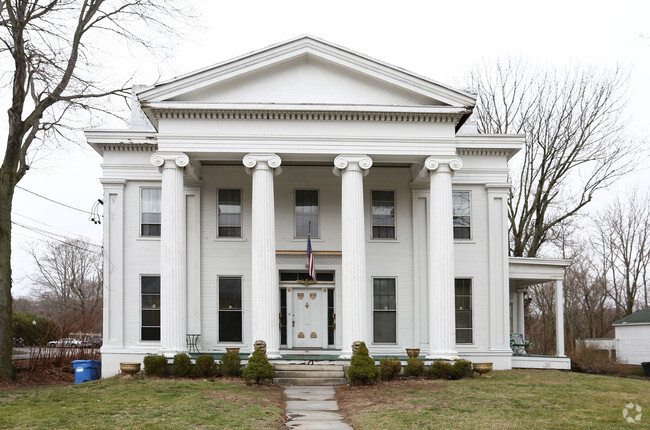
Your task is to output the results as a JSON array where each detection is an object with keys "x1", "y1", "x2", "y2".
[
  {"x1": 379, "y1": 358, "x2": 402, "y2": 380},
  {"x1": 429, "y1": 360, "x2": 453, "y2": 379},
  {"x1": 173, "y1": 353, "x2": 193, "y2": 377},
  {"x1": 347, "y1": 342, "x2": 378, "y2": 384},
  {"x1": 221, "y1": 351, "x2": 242, "y2": 377},
  {"x1": 451, "y1": 359, "x2": 473, "y2": 380},
  {"x1": 195, "y1": 354, "x2": 218, "y2": 377},
  {"x1": 242, "y1": 349, "x2": 274, "y2": 384},
  {"x1": 404, "y1": 357, "x2": 425, "y2": 377},
  {"x1": 143, "y1": 354, "x2": 168, "y2": 377},
  {"x1": 12, "y1": 312, "x2": 58, "y2": 346}
]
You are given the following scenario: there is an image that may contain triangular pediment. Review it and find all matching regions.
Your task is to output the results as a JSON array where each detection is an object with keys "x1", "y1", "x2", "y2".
[{"x1": 138, "y1": 36, "x2": 475, "y2": 109}]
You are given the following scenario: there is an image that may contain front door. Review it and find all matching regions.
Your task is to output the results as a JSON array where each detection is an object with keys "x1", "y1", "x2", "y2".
[{"x1": 292, "y1": 288, "x2": 325, "y2": 348}]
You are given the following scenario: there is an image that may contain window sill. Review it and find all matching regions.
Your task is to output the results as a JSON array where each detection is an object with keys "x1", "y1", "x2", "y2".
[
  {"x1": 368, "y1": 239, "x2": 400, "y2": 243},
  {"x1": 213, "y1": 237, "x2": 247, "y2": 242},
  {"x1": 136, "y1": 237, "x2": 161, "y2": 242},
  {"x1": 454, "y1": 239, "x2": 476, "y2": 244}
]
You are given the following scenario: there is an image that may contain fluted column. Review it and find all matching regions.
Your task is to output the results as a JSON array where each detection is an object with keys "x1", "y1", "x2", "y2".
[
  {"x1": 151, "y1": 152, "x2": 189, "y2": 353},
  {"x1": 422, "y1": 157, "x2": 462, "y2": 359},
  {"x1": 334, "y1": 155, "x2": 372, "y2": 358},
  {"x1": 243, "y1": 154, "x2": 281, "y2": 358},
  {"x1": 555, "y1": 279, "x2": 565, "y2": 356}
]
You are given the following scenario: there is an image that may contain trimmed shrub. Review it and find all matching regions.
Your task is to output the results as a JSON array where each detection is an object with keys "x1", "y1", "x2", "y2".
[
  {"x1": 429, "y1": 360, "x2": 453, "y2": 379},
  {"x1": 221, "y1": 351, "x2": 242, "y2": 377},
  {"x1": 173, "y1": 353, "x2": 193, "y2": 377},
  {"x1": 451, "y1": 359, "x2": 473, "y2": 380},
  {"x1": 195, "y1": 354, "x2": 218, "y2": 377},
  {"x1": 379, "y1": 357, "x2": 402, "y2": 380},
  {"x1": 143, "y1": 354, "x2": 168, "y2": 377},
  {"x1": 242, "y1": 349, "x2": 274, "y2": 384},
  {"x1": 404, "y1": 357, "x2": 425, "y2": 377},
  {"x1": 347, "y1": 342, "x2": 379, "y2": 384}
]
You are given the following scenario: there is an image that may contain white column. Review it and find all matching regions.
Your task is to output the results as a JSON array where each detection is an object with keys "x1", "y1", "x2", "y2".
[
  {"x1": 555, "y1": 279, "x2": 565, "y2": 356},
  {"x1": 517, "y1": 289, "x2": 526, "y2": 335},
  {"x1": 151, "y1": 152, "x2": 189, "y2": 354},
  {"x1": 422, "y1": 157, "x2": 462, "y2": 359},
  {"x1": 243, "y1": 154, "x2": 282, "y2": 358},
  {"x1": 334, "y1": 155, "x2": 372, "y2": 358}
]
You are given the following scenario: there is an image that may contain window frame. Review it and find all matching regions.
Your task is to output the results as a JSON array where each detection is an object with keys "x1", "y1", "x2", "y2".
[
  {"x1": 372, "y1": 277, "x2": 397, "y2": 344},
  {"x1": 452, "y1": 190, "x2": 472, "y2": 240},
  {"x1": 217, "y1": 188, "x2": 243, "y2": 238},
  {"x1": 140, "y1": 274, "x2": 161, "y2": 342},
  {"x1": 455, "y1": 278, "x2": 473, "y2": 344},
  {"x1": 294, "y1": 189, "x2": 320, "y2": 239},
  {"x1": 218, "y1": 276, "x2": 243, "y2": 343},
  {"x1": 370, "y1": 190, "x2": 396, "y2": 239},
  {"x1": 140, "y1": 187, "x2": 162, "y2": 238}
]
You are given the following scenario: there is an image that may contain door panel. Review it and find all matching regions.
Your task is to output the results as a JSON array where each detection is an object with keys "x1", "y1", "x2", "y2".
[{"x1": 293, "y1": 289, "x2": 325, "y2": 348}]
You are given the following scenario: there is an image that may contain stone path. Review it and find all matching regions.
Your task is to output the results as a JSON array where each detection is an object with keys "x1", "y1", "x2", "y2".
[{"x1": 284, "y1": 386, "x2": 352, "y2": 429}]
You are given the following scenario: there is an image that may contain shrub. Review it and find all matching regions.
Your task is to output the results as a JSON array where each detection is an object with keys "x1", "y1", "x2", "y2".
[
  {"x1": 143, "y1": 354, "x2": 168, "y2": 377},
  {"x1": 12, "y1": 312, "x2": 58, "y2": 346},
  {"x1": 569, "y1": 344, "x2": 622, "y2": 375},
  {"x1": 195, "y1": 354, "x2": 218, "y2": 377},
  {"x1": 221, "y1": 351, "x2": 242, "y2": 377},
  {"x1": 404, "y1": 357, "x2": 425, "y2": 377},
  {"x1": 173, "y1": 353, "x2": 193, "y2": 377},
  {"x1": 242, "y1": 349, "x2": 274, "y2": 384},
  {"x1": 347, "y1": 342, "x2": 379, "y2": 383},
  {"x1": 451, "y1": 359, "x2": 473, "y2": 380},
  {"x1": 379, "y1": 357, "x2": 402, "y2": 380},
  {"x1": 429, "y1": 360, "x2": 453, "y2": 379}
]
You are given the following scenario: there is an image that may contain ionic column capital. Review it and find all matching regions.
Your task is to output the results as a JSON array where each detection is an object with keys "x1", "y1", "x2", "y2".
[
  {"x1": 243, "y1": 153, "x2": 282, "y2": 175},
  {"x1": 333, "y1": 155, "x2": 373, "y2": 177},
  {"x1": 151, "y1": 152, "x2": 190, "y2": 170},
  {"x1": 420, "y1": 157, "x2": 463, "y2": 177}
]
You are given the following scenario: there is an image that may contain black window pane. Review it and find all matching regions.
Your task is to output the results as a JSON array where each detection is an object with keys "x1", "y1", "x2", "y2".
[
  {"x1": 142, "y1": 309, "x2": 161, "y2": 326},
  {"x1": 456, "y1": 329, "x2": 472, "y2": 344},
  {"x1": 142, "y1": 294, "x2": 160, "y2": 308},
  {"x1": 219, "y1": 278, "x2": 242, "y2": 310},
  {"x1": 219, "y1": 312, "x2": 242, "y2": 342},
  {"x1": 142, "y1": 276, "x2": 160, "y2": 294},
  {"x1": 142, "y1": 327, "x2": 160, "y2": 341},
  {"x1": 373, "y1": 312, "x2": 396, "y2": 343},
  {"x1": 296, "y1": 190, "x2": 318, "y2": 237},
  {"x1": 280, "y1": 288, "x2": 287, "y2": 345}
]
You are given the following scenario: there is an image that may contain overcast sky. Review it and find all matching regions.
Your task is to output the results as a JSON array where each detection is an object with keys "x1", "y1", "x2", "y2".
[{"x1": 5, "y1": 0, "x2": 649, "y2": 297}]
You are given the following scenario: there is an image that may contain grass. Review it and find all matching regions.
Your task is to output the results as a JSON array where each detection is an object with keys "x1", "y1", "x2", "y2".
[
  {"x1": 336, "y1": 369, "x2": 650, "y2": 429},
  {"x1": 0, "y1": 377, "x2": 285, "y2": 429}
]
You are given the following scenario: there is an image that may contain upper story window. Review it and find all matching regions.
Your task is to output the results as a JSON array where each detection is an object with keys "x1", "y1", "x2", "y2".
[
  {"x1": 295, "y1": 189, "x2": 318, "y2": 238},
  {"x1": 218, "y1": 189, "x2": 242, "y2": 237},
  {"x1": 141, "y1": 188, "x2": 161, "y2": 237},
  {"x1": 453, "y1": 191, "x2": 471, "y2": 239},
  {"x1": 371, "y1": 191, "x2": 396, "y2": 239}
]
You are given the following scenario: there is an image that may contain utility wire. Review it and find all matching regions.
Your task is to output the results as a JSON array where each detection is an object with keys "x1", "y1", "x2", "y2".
[
  {"x1": 0, "y1": 216, "x2": 102, "y2": 253},
  {"x1": 0, "y1": 177, "x2": 94, "y2": 215},
  {"x1": 12, "y1": 211, "x2": 95, "y2": 241}
]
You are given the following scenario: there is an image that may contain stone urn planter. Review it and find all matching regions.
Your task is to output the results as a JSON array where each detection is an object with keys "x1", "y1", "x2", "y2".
[
  {"x1": 406, "y1": 348, "x2": 420, "y2": 358},
  {"x1": 253, "y1": 340, "x2": 267, "y2": 355},
  {"x1": 351, "y1": 341, "x2": 362, "y2": 355},
  {"x1": 226, "y1": 347, "x2": 240, "y2": 355},
  {"x1": 473, "y1": 362, "x2": 493, "y2": 378},
  {"x1": 120, "y1": 362, "x2": 141, "y2": 378}
]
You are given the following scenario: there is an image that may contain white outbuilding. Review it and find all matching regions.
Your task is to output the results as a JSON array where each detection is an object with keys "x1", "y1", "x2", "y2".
[{"x1": 613, "y1": 309, "x2": 650, "y2": 365}]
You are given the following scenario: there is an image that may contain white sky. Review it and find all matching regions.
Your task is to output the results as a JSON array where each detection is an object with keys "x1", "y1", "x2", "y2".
[{"x1": 5, "y1": 0, "x2": 650, "y2": 296}]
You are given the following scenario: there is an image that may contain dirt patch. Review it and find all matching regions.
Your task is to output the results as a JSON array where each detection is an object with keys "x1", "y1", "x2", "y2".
[{"x1": 0, "y1": 362, "x2": 74, "y2": 392}]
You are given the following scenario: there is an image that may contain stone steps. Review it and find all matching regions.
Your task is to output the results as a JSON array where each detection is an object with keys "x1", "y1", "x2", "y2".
[{"x1": 274, "y1": 364, "x2": 347, "y2": 386}]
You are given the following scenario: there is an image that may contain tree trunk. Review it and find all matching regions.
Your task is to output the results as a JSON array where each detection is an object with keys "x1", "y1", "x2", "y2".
[{"x1": 0, "y1": 166, "x2": 16, "y2": 381}]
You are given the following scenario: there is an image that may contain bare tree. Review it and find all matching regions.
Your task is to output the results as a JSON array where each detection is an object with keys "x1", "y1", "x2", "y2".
[
  {"x1": 0, "y1": 0, "x2": 186, "y2": 381},
  {"x1": 28, "y1": 239, "x2": 102, "y2": 335},
  {"x1": 469, "y1": 58, "x2": 636, "y2": 258},
  {"x1": 596, "y1": 191, "x2": 650, "y2": 316}
]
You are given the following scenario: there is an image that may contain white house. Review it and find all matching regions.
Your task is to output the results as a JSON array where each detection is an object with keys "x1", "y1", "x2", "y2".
[
  {"x1": 85, "y1": 36, "x2": 570, "y2": 377},
  {"x1": 613, "y1": 309, "x2": 650, "y2": 365}
]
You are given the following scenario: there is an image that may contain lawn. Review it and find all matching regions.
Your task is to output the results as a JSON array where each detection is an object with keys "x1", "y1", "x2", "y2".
[
  {"x1": 0, "y1": 377, "x2": 285, "y2": 429},
  {"x1": 336, "y1": 369, "x2": 649, "y2": 429}
]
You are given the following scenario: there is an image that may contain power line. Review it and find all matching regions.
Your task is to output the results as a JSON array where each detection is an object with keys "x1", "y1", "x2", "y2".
[
  {"x1": 12, "y1": 211, "x2": 96, "y2": 241},
  {"x1": 0, "y1": 217, "x2": 102, "y2": 253},
  {"x1": 0, "y1": 177, "x2": 94, "y2": 215}
]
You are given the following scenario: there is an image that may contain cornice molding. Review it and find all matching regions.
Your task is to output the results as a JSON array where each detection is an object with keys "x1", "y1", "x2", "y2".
[{"x1": 100, "y1": 143, "x2": 157, "y2": 152}]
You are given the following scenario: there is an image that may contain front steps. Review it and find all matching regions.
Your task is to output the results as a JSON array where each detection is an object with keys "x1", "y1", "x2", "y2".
[{"x1": 274, "y1": 364, "x2": 347, "y2": 386}]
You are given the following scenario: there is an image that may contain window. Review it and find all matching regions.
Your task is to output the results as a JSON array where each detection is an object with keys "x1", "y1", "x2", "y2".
[
  {"x1": 455, "y1": 278, "x2": 472, "y2": 343},
  {"x1": 141, "y1": 276, "x2": 160, "y2": 341},
  {"x1": 219, "y1": 277, "x2": 242, "y2": 342},
  {"x1": 371, "y1": 191, "x2": 395, "y2": 239},
  {"x1": 280, "y1": 288, "x2": 287, "y2": 346},
  {"x1": 327, "y1": 288, "x2": 335, "y2": 346},
  {"x1": 141, "y1": 188, "x2": 161, "y2": 237},
  {"x1": 453, "y1": 191, "x2": 471, "y2": 239},
  {"x1": 295, "y1": 190, "x2": 318, "y2": 237},
  {"x1": 373, "y1": 278, "x2": 396, "y2": 343},
  {"x1": 218, "y1": 189, "x2": 242, "y2": 237}
]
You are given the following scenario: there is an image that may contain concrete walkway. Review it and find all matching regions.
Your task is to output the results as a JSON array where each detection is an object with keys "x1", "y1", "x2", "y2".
[{"x1": 285, "y1": 386, "x2": 352, "y2": 429}]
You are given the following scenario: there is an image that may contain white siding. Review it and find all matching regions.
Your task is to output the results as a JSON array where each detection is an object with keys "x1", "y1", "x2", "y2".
[{"x1": 615, "y1": 325, "x2": 650, "y2": 365}]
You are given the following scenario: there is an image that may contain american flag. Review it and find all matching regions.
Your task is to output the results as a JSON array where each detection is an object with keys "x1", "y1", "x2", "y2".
[{"x1": 307, "y1": 233, "x2": 316, "y2": 281}]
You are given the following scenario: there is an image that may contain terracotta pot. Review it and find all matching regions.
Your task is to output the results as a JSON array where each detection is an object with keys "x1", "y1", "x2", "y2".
[{"x1": 406, "y1": 348, "x2": 420, "y2": 358}]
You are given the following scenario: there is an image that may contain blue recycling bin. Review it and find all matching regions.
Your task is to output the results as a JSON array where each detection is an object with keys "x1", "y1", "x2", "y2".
[{"x1": 72, "y1": 360, "x2": 101, "y2": 384}]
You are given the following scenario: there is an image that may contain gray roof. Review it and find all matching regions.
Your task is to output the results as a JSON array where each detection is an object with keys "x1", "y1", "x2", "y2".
[{"x1": 613, "y1": 308, "x2": 650, "y2": 325}]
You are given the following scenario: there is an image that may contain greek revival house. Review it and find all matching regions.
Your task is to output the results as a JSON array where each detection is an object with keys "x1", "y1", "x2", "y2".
[{"x1": 86, "y1": 36, "x2": 570, "y2": 377}]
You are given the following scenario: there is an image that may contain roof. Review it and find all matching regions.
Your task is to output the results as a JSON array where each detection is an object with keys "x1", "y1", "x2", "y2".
[{"x1": 613, "y1": 308, "x2": 650, "y2": 325}]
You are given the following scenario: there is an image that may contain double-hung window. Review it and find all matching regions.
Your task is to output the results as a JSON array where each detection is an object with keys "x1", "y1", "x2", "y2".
[
  {"x1": 141, "y1": 188, "x2": 161, "y2": 237},
  {"x1": 371, "y1": 191, "x2": 395, "y2": 239},
  {"x1": 219, "y1": 277, "x2": 242, "y2": 342},
  {"x1": 218, "y1": 189, "x2": 242, "y2": 237},
  {"x1": 295, "y1": 190, "x2": 318, "y2": 238},
  {"x1": 373, "y1": 278, "x2": 396, "y2": 343},
  {"x1": 455, "y1": 278, "x2": 472, "y2": 344},
  {"x1": 141, "y1": 276, "x2": 160, "y2": 341},
  {"x1": 453, "y1": 191, "x2": 471, "y2": 239}
]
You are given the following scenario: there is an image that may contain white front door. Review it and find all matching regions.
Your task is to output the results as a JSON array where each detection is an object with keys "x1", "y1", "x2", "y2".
[{"x1": 292, "y1": 288, "x2": 326, "y2": 348}]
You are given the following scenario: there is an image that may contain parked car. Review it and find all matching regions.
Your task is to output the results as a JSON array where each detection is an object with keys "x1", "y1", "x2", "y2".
[{"x1": 47, "y1": 338, "x2": 82, "y2": 348}]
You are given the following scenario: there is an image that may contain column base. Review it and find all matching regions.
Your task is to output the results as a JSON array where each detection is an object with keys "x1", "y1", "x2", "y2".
[
  {"x1": 264, "y1": 349, "x2": 282, "y2": 359},
  {"x1": 425, "y1": 351, "x2": 459, "y2": 361}
]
